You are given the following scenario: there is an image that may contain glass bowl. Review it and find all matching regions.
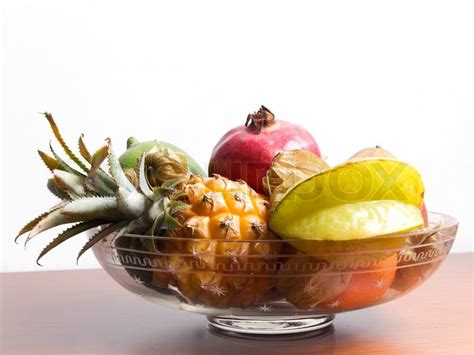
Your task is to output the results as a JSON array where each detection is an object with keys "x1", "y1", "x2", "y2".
[{"x1": 91, "y1": 212, "x2": 458, "y2": 337}]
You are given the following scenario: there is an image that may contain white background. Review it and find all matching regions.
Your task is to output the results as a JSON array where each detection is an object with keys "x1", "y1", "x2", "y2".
[{"x1": 1, "y1": 0, "x2": 472, "y2": 272}]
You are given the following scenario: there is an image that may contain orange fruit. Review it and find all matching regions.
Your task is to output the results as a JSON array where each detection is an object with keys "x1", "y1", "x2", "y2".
[{"x1": 319, "y1": 253, "x2": 398, "y2": 310}]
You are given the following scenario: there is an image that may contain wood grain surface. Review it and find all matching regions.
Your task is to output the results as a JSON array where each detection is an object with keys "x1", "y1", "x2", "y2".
[{"x1": 1, "y1": 253, "x2": 472, "y2": 355}]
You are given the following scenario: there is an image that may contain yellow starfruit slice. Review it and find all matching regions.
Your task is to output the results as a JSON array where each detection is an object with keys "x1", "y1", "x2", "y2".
[
  {"x1": 288, "y1": 200, "x2": 423, "y2": 241},
  {"x1": 270, "y1": 159, "x2": 424, "y2": 239}
]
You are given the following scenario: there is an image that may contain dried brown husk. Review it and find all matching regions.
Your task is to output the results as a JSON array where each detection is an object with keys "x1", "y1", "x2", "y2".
[
  {"x1": 123, "y1": 168, "x2": 139, "y2": 187},
  {"x1": 391, "y1": 230, "x2": 442, "y2": 292},
  {"x1": 276, "y1": 255, "x2": 351, "y2": 310},
  {"x1": 145, "y1": 146, "x2": 191, "y2": 187},
  {"x1": 263, "y1": 150, "x2": 329, "y2": 206}
]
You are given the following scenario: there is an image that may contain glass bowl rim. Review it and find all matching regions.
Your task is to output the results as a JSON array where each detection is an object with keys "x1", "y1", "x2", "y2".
[
  {"x1": 98, "y1": 212, "x2": 459, "y2": 258},
  {"x1": 115, "y1": 211, "x2": 457, "y2": 244}
]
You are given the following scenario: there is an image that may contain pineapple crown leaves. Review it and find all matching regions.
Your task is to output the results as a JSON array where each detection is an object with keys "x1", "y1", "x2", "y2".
[
  {"x1": 48, "y1": 142, "x2": 86, "y2": 178},
  {"x1": 17, "y1": 112, "x2": 191, "y2": 264},
  {"x1": 78, "y1": 134, "x2": 92, "y2": 163},
  {"x1": 138, "y1": 153, "x2": 153, "y2": 198},
  {"x1": 36, "y1": 220, "x2": 106, "y2": 266},
  {"x1": 38, "y1": 150, "x2": 60, "y2": 172},
  {"x1": 15, "y1": 208, "x2": 60, "y2": 243},
  {"x1": 75, "y1": 221, "x2": 128, "y2": 264},
  {"x1": 53, "y1": 170, "x2": 87, "y2": 197},
  {"x1": 106, "y1": 138, "x2": 136, "y2": 194},
  {"x1": 84, "y1": 143, "x2": 116, "y2": 195},
  {"x1": 46, "y1": 178, "x2": 69, "y2": 200},
  {"x1": 24, "y1": 208, "x2": 82, "y2": 247},
  {"x1": 43, "y1": 112, "x2": 89, "y2": 173}
]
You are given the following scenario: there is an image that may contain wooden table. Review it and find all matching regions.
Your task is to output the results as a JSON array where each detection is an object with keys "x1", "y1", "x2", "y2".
[{"x1": 1, "y1": 253, "x2": 472, "y2": 355}]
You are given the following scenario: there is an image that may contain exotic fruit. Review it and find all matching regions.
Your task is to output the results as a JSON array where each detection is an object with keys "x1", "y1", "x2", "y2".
[
  {"x1": 16, "y1": 113, "x2": 279, "y2": 309},
  {"x1": 349, "y1": 146, "x2": 428, "y2": 227},
  {"x1": 152, "y1": 175, "x2": 281, "y2": 308},
  {"x1": 269, "y1": 158, "x2": 426, "y2": 263},
  {"x1": 347, "y1": 145, "x2": 396, "y2": 161},
  {"x1": 391, "y1": 231, "x2": 442, "y2": 292},
  {"x1": 119, "y1": 138, "x2": 205, "y2": 177},
  {"x1": 276, "y1": 254, "x2": 398, "y2": 311},
  {"x1": 209, "y1": 106, "x2": 321, "y2": 194},
  {"x1": 15, "y1": 113, "x2": 205, "y2": 264},
  {"x1": 263, "y1": 149, "x2": 329, "y2": 206}
]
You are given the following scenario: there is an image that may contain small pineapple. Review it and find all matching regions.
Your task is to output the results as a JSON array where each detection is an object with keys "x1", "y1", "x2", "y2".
[
  {"x1": 16, "y1": 113, "x2": 198, "y2": 264},
  {"x1": 153, "y1": 175, "x2": 281, "y2": 308},
  {"x1": 16, "y1": 113, "x2": 280, "y2": 309}
]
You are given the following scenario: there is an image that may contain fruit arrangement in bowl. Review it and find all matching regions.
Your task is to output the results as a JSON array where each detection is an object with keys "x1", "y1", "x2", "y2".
[{"x1": 17, "y1": 108, "x2": 458, "y2": 336}]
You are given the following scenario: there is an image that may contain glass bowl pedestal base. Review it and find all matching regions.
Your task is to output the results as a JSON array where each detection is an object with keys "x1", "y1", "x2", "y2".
[{"x1": 207, "y1": 314, "x2": 335, "y2": 337}]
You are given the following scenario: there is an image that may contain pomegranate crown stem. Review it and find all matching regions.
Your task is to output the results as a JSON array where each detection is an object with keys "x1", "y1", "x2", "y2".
[{"x1": 245, "y1": 105, "x2": 275, "y2": 133}]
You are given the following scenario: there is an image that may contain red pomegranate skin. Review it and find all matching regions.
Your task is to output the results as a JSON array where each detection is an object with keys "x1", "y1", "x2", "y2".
[{"x1": 209, "y1": 119, "x2": 321, "y2": 194}]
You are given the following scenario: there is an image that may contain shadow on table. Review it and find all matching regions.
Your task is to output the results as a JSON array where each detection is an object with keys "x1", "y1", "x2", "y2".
[
  {"x1": 126, "y1": 314, "x2": 406, "y2": 355},
  {"x1": 130, "y1": 325, "x2": 339, "y2": 355}
]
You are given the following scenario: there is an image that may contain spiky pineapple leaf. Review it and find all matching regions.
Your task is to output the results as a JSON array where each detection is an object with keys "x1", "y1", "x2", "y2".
[
  {"x1": 53, "y1": 170, "x2": 87, "y2": 197},
  {"x1": 49, "y1": 143, "x2": 85, "y2": 178},
  {"x1": 149, "y1": 210, "x2": 164, "y2": 236},
  {"x1": 43, "y1": 112, "x2": 89, "y2": 173},
  {"x1": 147, "y1": 198, "x2": 181, "y2": 233},
  {"x1": 85, "y1": 175, "x2": 115, "y2": 196},
  {"x1": 78, "y1": 134, "x2": 92, "y2": 163},
  {"x1": 81, "y1": 144, "x2": 115, "y2": 196},
  {"x1": 38, "y1": 150, "x2": 60, "y2": 172},
  {"x1": 85, "y1": 176, "x2": 114, "y2": 196},
  {"x1": 121, "y1": 217, "x2": 149, "y2": 237},
  {"x1": 16, "y1": 202, "x2": 66, "y2": 242},
  {"x1": 142, "y1": 211, "x2": 163, "y2": 252},
  {"x1": 25, "y1": 209, "x2": 82, "y2": 246},
  {"x1": 106, "y1": 138, "x2": 136, "y2": 193},
  {"x1": 61, "y1": 196, "x2": 124, "y2": 221},
  {"x1": 162, "y1": 212, "x2": 182, "y2": 230},
  {"x1": 138, "y1": 153, "x2": 153, "y2": 198},
  {"x1": 169, "y1": 200, "x2": 190, "y2": 215},
  {"x1": 47, "y1": 178, "x2": 69, "y2": 199},
  {"x1": 161, "y1": 178, "x2": 183, "y2": 189},
  {"x1": 90, "y1": 145, "x2": 109, "y2": 175},
  {"x1": 16, "y1": 209, "x2": 56, "y2": 243},
  {"x1": 86, "y1": 144, "x2": 116, "y2": 193},
  {"x1": 76, "y1": 221, "x2": 128, "y2": 263},
  {"x1": 151, "y1": 187, "x2": 174, "y2": 200},
  {"x1": 142, "y1": 234, "x2": 159, "y2": 253},
  {"x1": 116, "y1": 187, "x2": 148, "y2": 219},
  {"x1": 112, "y1": 225, "x2": 129, "y2": 242},
  {"x1": 36, "y1": 220, "x2": 106, "y2": 266},
  {"x1": 39, "y1": 147, "x2": 84, "y2": 179}
]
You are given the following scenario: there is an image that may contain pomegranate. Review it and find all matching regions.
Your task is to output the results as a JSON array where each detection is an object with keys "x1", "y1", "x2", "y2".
[{"x1": 209, "y1": 106, "x2": 321, "y2": 193}]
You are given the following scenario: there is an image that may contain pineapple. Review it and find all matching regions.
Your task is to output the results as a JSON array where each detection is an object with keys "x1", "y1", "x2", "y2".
[
  {"x1": 16, "y1": 113, "x2": 280, "y2": 308},
  {"x1": 16, "y1": 113, "x2": 192, "y2": 264},
  {"x1": 153, "y1": 175, "x2": 281, "y2": 308}
]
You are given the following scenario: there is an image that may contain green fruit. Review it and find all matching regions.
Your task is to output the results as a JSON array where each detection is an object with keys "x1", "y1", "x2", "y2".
[{"x1": 119, "y1": 138, "x2": 206, "y2": 176}]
